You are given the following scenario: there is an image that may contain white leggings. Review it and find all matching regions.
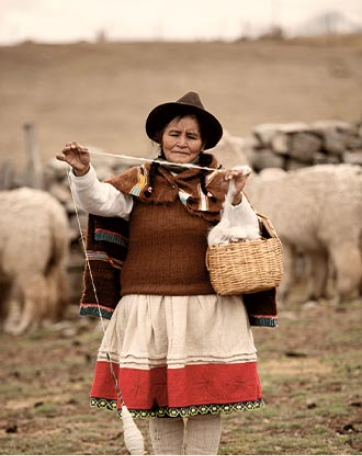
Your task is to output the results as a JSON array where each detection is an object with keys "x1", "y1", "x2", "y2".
[{"x1": 149, "y1": 414, "x2": 222, "y2": 455}]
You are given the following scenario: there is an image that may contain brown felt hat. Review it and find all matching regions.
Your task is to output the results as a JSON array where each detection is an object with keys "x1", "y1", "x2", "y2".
[{"x1": 145, "y1": 91, "x2": 223, "y2": 150}]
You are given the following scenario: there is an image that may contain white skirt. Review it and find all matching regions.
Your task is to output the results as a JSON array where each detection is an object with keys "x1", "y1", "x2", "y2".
[{"x1": 90, "y1": 294, "x2": 263, "y2": 419}]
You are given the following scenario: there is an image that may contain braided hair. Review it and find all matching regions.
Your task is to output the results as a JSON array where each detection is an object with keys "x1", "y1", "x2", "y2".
[
  {"x1": 198, "y1": 153, "x2": 216, "y2": 199},
  {"x1": 143, "y1": 154, "x2": 162, "y2": 198}
]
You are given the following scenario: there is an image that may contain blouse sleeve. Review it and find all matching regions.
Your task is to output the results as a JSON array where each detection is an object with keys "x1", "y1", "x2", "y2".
[{"x1": 68, "y1": 165, "x2": 134, "y2": 220}]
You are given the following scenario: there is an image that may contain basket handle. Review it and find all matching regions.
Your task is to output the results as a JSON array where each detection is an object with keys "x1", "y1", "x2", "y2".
[
  {"x1": 243, "y1": 193, "x2": 279, "y2": 239},
  {"x1": 205, "y1": 249, "x2": 210, "y2": 270},
  {"x1": 257, "y1": 212, "x2": 279, "y2": 239}
]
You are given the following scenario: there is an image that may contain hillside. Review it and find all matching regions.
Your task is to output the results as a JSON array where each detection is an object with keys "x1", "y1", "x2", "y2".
[{"x1": 1, "y1": 35, "x2": 362, "y2": 171}]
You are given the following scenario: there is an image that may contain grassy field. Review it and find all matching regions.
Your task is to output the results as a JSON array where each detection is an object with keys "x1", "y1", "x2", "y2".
[{"x1": 0, "y1": 286, "x2": 361, "y2": 455}]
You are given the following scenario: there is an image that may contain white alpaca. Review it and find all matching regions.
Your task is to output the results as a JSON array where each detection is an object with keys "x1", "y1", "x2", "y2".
[
  {"x1": 207, "y1": 166, "x2": 261, "y2": 247},
  {"x1": 0, "y1": 187, "x2": 70, "y2": 334},
  {"x1": 246, "y1": 164, "x2": 362, "y2": 306}
]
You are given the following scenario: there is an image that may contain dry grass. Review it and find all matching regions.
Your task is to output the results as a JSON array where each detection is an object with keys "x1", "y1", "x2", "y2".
[{"x1": 1, "y1": 35, "x2": 362, "y2": 172}]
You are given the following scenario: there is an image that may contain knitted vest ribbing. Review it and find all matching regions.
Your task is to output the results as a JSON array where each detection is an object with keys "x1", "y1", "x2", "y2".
[{"x1": 120, "y1": 198, "x2": 215, "y2": 296}]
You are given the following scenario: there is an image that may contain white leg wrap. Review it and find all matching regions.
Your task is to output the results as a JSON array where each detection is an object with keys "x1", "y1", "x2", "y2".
[
  {"x1": 184, "y1": 414, "x2": 222, "y2": 455},
  {"x1": 149, "y1": 417, "x2": 185, "y2": 455}
]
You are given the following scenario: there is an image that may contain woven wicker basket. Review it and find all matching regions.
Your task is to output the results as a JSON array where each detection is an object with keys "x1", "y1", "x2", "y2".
[{"x1": 206, "y1": 213, "x2": 284, "y2": 295}]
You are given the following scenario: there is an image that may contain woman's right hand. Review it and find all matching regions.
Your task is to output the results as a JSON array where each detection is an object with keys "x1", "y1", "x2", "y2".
[{"x1": 56, "y1": 141, "x2": 91, "y2": 176}]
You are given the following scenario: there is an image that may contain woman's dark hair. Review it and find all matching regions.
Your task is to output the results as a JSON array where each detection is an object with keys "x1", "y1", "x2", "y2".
[
  {"x1": 143, "y1": 125, "x2": 167, "y2": 197},
  {"x1": 143, "y1": 154, "x2": 162, "y2": 197},
  {"x1": 198, "y1": 153, "x2": 215, "y2": 199}
]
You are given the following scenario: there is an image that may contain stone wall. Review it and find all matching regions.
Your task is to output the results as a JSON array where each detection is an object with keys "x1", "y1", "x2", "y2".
[{"x1": 245, "y1": 120, "x2": 362, "y2": 172}]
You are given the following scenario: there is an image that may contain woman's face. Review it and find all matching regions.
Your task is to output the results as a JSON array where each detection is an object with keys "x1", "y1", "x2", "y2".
[{"x1": 161, "y1": 115, "x2": 204, "y2": 164}]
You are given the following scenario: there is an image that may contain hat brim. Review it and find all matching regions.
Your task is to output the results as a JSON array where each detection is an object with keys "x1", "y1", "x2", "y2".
[{"x1": 145, "y1": 101, "x2": 223, "y2": 150}]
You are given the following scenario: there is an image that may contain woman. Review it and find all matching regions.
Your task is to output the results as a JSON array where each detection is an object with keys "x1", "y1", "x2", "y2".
[{"x1": 57, "y1": 91, "x2": 277, "y2": 455}]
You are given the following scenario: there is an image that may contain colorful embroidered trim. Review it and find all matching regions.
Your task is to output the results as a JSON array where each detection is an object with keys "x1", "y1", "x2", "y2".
[
  {"x1": 198, "y1": 183, "x2": 208, "y2": 211},
  {"x1": 248, "y1": 316, "x2": 278, "y2": 327},
  {"x1": 94, "y1": 228, "x2": 129, "y2": 247},
  {"x1": 90, "y1": 397, "x2": 264, "y2": 419},
  {"x1": 86, "y1": 250, "x2": 124, "y2": 269},
  {"x1": 79, "y1": 303, "x2": 114, "y2": 319},
  {"x1": 205, "y1": 169, "x2": 219, "y2": 186},
  {"x1": 130, "y1": 166, "x2": 148, "y2": 196},
  {"x1": 178, "y1": 189, "x2": 191, "y2": 205}
]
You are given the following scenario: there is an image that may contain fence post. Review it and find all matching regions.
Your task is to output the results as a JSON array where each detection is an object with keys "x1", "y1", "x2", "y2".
[{"x1": 23, "y1": 122, "x2": 44, "y2": 189}]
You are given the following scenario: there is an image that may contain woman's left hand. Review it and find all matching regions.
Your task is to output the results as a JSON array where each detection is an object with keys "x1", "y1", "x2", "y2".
[{"x1": 223, "y1": 165, "x2": 252, "y2": 205}]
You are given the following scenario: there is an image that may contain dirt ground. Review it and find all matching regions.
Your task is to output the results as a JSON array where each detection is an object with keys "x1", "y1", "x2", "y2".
[{"x1": 0, "y1": 286, "x2": 361, "y2": 455}]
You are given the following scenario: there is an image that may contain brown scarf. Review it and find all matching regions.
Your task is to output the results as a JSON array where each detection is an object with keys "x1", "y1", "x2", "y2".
[{"x1": 106, "y1": 154, "x2": 228, "y2": 223}]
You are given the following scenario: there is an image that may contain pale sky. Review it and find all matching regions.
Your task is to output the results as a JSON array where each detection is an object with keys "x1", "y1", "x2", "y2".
[{"x1": 1, "y1": 0, "x2": 362, "y2": 44}]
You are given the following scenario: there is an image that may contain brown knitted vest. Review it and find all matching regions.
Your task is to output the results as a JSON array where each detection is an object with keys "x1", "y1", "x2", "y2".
[{"x1": 120, "y1": 198, "x2": 215, "y2": 295}]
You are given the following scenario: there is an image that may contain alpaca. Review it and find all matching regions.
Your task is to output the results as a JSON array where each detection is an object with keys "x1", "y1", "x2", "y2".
[
  {"x1": 207, "y1": 165, "x2": 261, "y2": 247},
  {"x1": 0, "y1": 187, "x2": 70, "y2": 334},
  {"x1": 245, "y1": 164, "x2": 362, "y2": 306}
]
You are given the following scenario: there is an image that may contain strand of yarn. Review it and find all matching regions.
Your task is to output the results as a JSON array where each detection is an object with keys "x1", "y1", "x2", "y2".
[
  {"x1": 66, "y1": 171, "x2": 108, "y2": 333},
  {"x1": 67, "y1": 170, "x2": 145, "y2": 455},
  {"x1": 88, "y1": 149, "x2": 221, "y2": 172}
]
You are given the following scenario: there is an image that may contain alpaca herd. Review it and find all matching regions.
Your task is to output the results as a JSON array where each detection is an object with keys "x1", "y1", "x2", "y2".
[{"x1": 0, "y1": 157, "x2": 361, "y2": 335}]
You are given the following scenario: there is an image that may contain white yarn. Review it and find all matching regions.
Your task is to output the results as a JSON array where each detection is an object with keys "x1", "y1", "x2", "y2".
[
  {"x1": 88, "y1": 149, "x2": 220, "y2": 172},
  {"x1": 122, "y1": 405, "x2": 146, "y2": 455},
  {"x1": 67, "y1": 170, "x2": 145, "y2": 455}
]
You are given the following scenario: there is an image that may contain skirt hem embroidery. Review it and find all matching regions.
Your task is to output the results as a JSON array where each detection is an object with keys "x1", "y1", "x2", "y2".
[{"x1": 90, "y1": 397, "x2": 264, "y2": 419}]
